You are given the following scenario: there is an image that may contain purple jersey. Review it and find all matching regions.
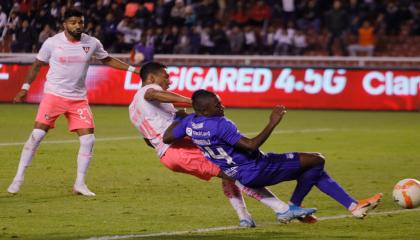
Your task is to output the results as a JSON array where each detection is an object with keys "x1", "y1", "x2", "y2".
[{"x1": 172, "y1": 114, "x2": 266, "y2": 185}]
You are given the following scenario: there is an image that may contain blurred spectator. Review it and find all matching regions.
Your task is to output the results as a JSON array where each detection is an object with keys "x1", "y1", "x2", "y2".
[
  {"x1": 131, "y1": 35, "x2": 154, "y2": 64},
  {"x1": 1, "y1": 10, "x2": 19, "y2": 52},
  {"x1": 135, "y1": 3, "x2": 151, "y2": 27},
  {"x1": 50, "y1": 1, "x2": 60, "y2": 20},
  {"x1": 292, "y1": 29, "x2": 307, "y2": 55},
  {"x1": 325, "y1": 0, "x2": 348, "y2": 56},
  {"x1": 189, "y1": 26, "x2": 201, "y2": 54},
  {"x1": 274, "y1": 26, "x2": 292, "y2": 55},
  {"x1": 297, "y1": 0, "x2": 321, "y2": 33},
  {"x1": 282, "y1": 0, "x2": 295, "y2": 25},
  {"x1": 11, "y1": 19, "x2": 35, "y2": 52},
  {"x1": 174, "y1": 26, "x2": 191, "y2": 54},
  {"x1": 248, "y1": 0, "x2": 272, "y2": 26},
  {"x1": 195, "y1": 0, "x2": 218, "y2": 26},
  {"x1": 37, "y1": 24, "x2": 56, "y2": 49},
  {"x1": 117, "y1": 18, "x2": 142, "y2": 45},
  {"x1": 262, "y1": 25, "x2": 276, "y2": 54},
  {"x1": 200, "y1": 25, "x2": 215, "y2": 54},
  {"x1": 243, "y1": 25, "x2": 257, "y2": 54},
  {"x1": 153, "y1": 0, "x2": 170, "y2": 26},
  {"x1": 228, "y1": 25, "x2": 244, "y2": 54},
  {"x1": 385, "y1": 1, "x2": 400, "y2": 35},
  {"x1": 229, "y1": 1, "x2": 248, "y2": 27},
  {"x1": 170, "y1": 0, "x2": 186, "y2": 26},
  {"x1": 0, "y1": 6, "x2": 7, "y2": 38},
  {"x1": 212, "y1": 23, "x2": 230, "y2": 54},
  {"x1": 184, "y1": 5, "x2": 197, "y2": 27},
  {"x1": 160, "y1": 26, "x2": 178, "y2": 53},
  {"x1": 347, "y1": 20, "x2": 375, "y2": 56},
  {"x1": 102, "y1": 13, "x2": 118, "y2": 49}
]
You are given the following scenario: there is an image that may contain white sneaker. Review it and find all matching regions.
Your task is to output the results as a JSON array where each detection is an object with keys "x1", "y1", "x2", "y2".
[
  {"x1": 73, "y1": 184, "x2": 96, "y2": 196},
  {"x1": 7, "y1": 180, "x2": 23, "y2": 194}
]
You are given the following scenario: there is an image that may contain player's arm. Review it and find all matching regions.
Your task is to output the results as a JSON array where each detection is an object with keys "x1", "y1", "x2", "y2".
[
  {"x1": 144, "y1": 88, "x2": 192, "y2": 104},
  {"x1": 234, "y1": 105, "x2": 286, "y2": 152},
  {"x1": 14, "y1": 59, "x2": 47, "y2": 103},
  {"x1": 100, "y1": 56, "x2": 140, "y2": 74},
  {"x1": 162, "y1": 121, "x2": 181, "y2": 144}
]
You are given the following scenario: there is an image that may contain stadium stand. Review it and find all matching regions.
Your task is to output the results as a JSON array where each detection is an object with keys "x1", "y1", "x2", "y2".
[{"x1": 0, "y1": 0, "x2": 419, "y2": 57}]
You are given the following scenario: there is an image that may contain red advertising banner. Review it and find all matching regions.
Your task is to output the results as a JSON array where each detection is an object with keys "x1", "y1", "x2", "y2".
[{"x1": 0, "y1": 64, "x2": 419, "y2": 110}]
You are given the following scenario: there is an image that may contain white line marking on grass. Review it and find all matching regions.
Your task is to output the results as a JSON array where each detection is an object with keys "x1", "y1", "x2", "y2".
[
  {"x1": 83, "y1": 208, "x2": 420, "y2": 240},
  {"x1": 0, "y1": 128, "x2": 333, "y2": 147}
]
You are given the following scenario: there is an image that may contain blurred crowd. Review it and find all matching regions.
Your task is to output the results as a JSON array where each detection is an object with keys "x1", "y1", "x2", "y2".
[{"x1": 1, "y1": 0, "x2": 420, "y2": 57}]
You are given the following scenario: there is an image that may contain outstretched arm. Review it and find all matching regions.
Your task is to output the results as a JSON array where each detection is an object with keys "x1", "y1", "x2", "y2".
[
  {"x1": 14, "y1": 59, "x2": 46, "y2": 103},
  {"x1": 144, "y1": 88, "x2": 192, "y2": 104},
  {"x1": 234, "y1": 105, "x2": 286, "y2": 152},
  {"x1": 100, "y1": 56, "x2": 140, "y2": 74}
]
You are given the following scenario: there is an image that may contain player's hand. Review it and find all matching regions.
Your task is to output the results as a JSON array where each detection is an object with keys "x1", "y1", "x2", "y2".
[
  {"x1": 13, "y1": 90, "x2": 28, "y2": 103},
  {"x1": 269, "y1": 105, "x2": 287, "y2": 125}
]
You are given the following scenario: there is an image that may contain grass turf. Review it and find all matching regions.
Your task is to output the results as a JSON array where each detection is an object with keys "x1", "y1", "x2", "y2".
[{"x1": 0, "y1": 104, "x2": 419, "y2": 239}]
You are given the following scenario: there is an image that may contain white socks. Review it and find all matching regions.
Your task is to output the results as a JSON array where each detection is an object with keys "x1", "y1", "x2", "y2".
[
  {"x1": 222, "y1": 179, "x2": 252, "y2": 221},
  {"x1": 13, "y1": 128, "x2": 47, "y2": 181},
  {"x1": 235, "y1": 181, "x2": 289, "y2": 213},
  {"x1": 75, "y1": 134, "x2": 95, "y2": 186}
]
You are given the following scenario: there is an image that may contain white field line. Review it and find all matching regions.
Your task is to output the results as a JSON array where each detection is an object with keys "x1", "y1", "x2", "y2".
[
  {"x1": 83, "y1": 208, "x2": 420, "y2": 240},
  {"x1": 0, "y1": 128, "x2": 333, "y2": 147}
]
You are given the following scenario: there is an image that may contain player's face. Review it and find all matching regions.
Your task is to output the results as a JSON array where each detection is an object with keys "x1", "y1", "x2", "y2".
[
  {"x1": 154, "y1": 68, "x2": 171, "y2": 90},
  {"x1": 63, "y1": 16, "x2": 84, "y2": 40},
  {"x1": 208, "y1": 95, "x2": 225, "y2": 116}
]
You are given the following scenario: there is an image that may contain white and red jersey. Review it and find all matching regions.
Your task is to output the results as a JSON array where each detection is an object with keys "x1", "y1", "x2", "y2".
[
  {"x1": 129, "y1": 84, "x2": 177, "y2": 157},
  {"x1": 37, "y1": 32, "x2": 109, "y2": 99}
]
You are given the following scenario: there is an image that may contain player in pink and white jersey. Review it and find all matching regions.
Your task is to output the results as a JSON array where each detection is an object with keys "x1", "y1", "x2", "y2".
[
  {"x1": 7, "y1": 9, "x2": 140, "y2": 196},
  {"x1": 128, "y1": 62, "x2": 315, "y2": 227}
]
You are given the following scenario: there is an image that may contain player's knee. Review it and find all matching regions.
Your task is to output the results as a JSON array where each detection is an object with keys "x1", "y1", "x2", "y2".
[
  {"x1": 312, "y1": 152, "x2": 325, "y2": 166},
  {"x1": 79, "y1": 134, "x2": 95, "y2": 148},
  {"x1": 26, "y1": 129, "x2": 47, "y2": 147}
]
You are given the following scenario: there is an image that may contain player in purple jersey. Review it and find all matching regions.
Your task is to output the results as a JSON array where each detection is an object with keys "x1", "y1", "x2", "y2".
[{"x1": 164, "y1": 89, "x2": 383, "y2": 219}]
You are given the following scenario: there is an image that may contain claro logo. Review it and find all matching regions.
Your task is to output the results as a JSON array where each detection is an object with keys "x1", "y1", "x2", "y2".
[{"x1": 363, "y1": 71, "x2": 420, "y2": 96}]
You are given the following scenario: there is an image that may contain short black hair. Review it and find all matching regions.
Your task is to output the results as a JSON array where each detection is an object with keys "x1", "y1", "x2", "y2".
[
  {"x1": 140, "y1": 62, "x2": 167, "y2": 81},
  {"x1": 64, "y1": 8, "x2": 83, "y2": 21},
  {"x1": 191, "y1": 89, "x2": 217, "y2": 113}
]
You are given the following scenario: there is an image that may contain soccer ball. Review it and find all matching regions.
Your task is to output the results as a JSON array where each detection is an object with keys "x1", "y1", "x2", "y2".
[{"x1": 392, "y1": 178, "x2": 420, "y2": 209}]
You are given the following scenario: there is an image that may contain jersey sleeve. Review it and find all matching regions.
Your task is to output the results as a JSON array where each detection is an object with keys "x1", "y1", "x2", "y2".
[
  {"x1": 36, "y1": 38, "x2": 53, "y2": 63},
  {"x1": 218, "y1": 118, "x2": 242, "y2": 145},
  {"x1": 171, "y1": 114, "x2": 193, "y2": 139},
  {"x1": 93, "y1": 38, "x2": 109, "y2": 60}
]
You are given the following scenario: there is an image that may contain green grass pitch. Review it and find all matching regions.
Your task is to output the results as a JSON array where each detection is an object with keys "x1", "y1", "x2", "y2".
[{"x1": 0, "y1": 104, "x2": 419, "y2": 239}]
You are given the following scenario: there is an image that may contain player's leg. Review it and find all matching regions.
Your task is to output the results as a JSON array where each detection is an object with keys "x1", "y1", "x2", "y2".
[
  {"x1": 160, "y1": 145, "x2": 255, "y2": 227},
  {"x1": 221, "y1": 179, "x2": 255, "y2": 228},
  {"x1": 233, "y1": 180, "x2": 288, "y2": 214},
  {"x1": 8, "y1": 93, "x2": 63, "y2": 194},
  {"x1": 292, "y1": 152, "x2": 382, "y2": 218},
  {"x1": 7, "y1": 123, "x2": 49, "y2": 194},
  {"x1": 66, "y1": 100, "x2": 96, "y2": 196}
]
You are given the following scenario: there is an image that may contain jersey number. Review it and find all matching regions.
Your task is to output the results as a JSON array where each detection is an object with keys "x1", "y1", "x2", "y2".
[{"x1": 204, "y1": 146, "x2": 235, "y2": 165}]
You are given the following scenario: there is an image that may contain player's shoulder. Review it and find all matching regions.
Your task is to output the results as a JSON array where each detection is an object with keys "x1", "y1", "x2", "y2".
[
  {"x1": 80, "y1": 33, "x2": 102, "y2": 45},
  {"x1": 142, "y1": 83, "x2": 163, "y2": 91}
]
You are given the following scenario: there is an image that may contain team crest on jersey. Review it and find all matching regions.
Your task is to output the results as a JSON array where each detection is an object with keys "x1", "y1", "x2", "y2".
[
  {"x1": 192, "y1": 122, "x2": 203, "y2": 129},
  {"x1": 82, "y1": 46, "x2": 90, "y2": 53},
  {"x1": 44, "y1": 114, "x2": 50, "y2": 120}
]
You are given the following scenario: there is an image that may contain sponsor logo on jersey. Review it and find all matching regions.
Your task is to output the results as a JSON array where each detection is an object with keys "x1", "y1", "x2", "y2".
[{"x1": 82, "y1": 46, "x2": 90, "y2": 53}]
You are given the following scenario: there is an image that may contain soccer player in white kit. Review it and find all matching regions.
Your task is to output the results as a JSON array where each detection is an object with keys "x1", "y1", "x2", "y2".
[
  {"x1": 129, "y1": 62, "x2": 316, "y2": 227},
  {"x1": 7, "y1": 9, "x2": 140, "y2": 196}
]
